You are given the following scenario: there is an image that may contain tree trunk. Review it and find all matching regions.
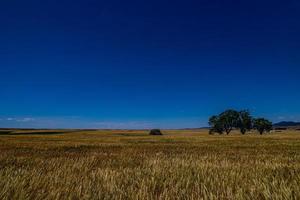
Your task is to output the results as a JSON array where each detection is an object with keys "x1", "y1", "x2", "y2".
[{"x1": 226, "y1": 129, "x2": 231, "y2": 135}]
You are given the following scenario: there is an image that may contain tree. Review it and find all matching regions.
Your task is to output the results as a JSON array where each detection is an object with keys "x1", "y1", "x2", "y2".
[
  {"x1": 253, "y1": 118, "x2": 273, "y2": 134},
  {"x1": 208, "y1": 109, "x2": 272, "y2": 135},
  {"x1": 238, "y1": 110, "x2": 253, "y2": 134},
  {"x1": 209, "y1": 115, "x2": 224, "y2": 134},
  {"x1": 219, "y1": 109, "x2": 240, "y2": 134}
]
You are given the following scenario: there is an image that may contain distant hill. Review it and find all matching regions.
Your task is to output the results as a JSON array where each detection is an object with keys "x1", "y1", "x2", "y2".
[{"x1": 273, "y1": 121, "x2": 300, "y2": 127}]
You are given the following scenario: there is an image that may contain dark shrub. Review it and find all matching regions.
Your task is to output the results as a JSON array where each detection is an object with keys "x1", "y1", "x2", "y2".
[
  {"x1": 149, "y1": 129, "x2": 163, "y2": 135},
  {"x1": 275, "y1": 127, "x2": 287, "y2": 130}
]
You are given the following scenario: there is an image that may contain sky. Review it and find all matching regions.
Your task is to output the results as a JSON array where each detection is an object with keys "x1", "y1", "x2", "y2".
[{"x1": 0, "y1": 0, "x2": 300, "y2": 129}]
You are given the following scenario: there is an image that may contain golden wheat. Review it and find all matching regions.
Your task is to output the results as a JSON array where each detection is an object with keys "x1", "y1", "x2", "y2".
[{"x1": 0, "y1": 129, "x2": 299, "y2": 199}]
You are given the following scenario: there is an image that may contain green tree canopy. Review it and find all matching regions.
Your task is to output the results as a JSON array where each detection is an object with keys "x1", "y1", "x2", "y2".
[
  {"x1": 219, "y1": 109, "x2": 240, "y2": 134},
  {"x1": 253, "y1": 118, "x2": 273, "y2": 135},
  {"x1": 208, "y1": 109, "x2": 272, "y2": 135},
  {"x1": 238, "y1": 110, "x2": 253, "y2": 134},
  {"x1": 209, "y1": 115, "x2": 224, "y2": 134}
]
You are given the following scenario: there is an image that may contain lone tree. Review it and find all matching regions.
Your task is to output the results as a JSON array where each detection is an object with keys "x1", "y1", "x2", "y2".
[
  {"x1": 237, "y1": 110, "x2": 253, "y2": 134},
  {"x1": 253, "y1": 118, "x2": 273, "y2": 135},
  {"x1": 209, "y1": 115, "x2": 224, "y2": 134},
  {"x1": 219, "y1": 109, "x2": 240, "y2": 134},
  {"x1": 149, "y1": 129, "x2": 163, "y2": 135}
]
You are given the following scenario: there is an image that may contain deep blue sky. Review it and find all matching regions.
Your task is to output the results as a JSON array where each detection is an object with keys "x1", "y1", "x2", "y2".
[{"x1": 0, "y1": 0, "x2": 300, "y2": 128}]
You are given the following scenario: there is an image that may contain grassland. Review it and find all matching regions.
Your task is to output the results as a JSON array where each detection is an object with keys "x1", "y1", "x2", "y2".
[{"x1": 0, "y1": 129, "x2": 300, "y2": 200}]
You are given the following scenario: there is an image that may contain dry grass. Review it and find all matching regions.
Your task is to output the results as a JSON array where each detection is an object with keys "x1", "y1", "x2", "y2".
[{"x1": 0, "y1": 129, "x2": 300, "y2": 200}]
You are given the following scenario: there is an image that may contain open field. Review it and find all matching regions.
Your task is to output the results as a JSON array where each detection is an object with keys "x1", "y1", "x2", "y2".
[{"x1": 0, "y1": 129, "x2": 300, "y2": 200}]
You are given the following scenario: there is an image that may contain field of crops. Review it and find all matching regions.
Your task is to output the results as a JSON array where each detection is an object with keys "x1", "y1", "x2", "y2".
[{"x1": 0, "y1": 129, "x2": 299, "y2": 199}]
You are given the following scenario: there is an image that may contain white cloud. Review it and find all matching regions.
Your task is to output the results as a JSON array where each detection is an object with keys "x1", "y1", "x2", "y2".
[
  {"x1": 0, "y1": 116, "x2": 204, "y2": 129},
  {"x1": 92, "y1": 121, "x2": 153, "y2": 129},
  {"x1": 277, "y1": 116, "x2": 285, "y2": 120},
  {"x1": 4, "y1": 117, "x2": 35, "y2": 122},
  {"x1": 16, "y1": 118, "x2": 35, "y2": 122}
]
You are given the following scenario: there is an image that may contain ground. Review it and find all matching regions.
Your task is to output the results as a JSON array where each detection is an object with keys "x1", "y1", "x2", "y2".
[{"x1": 0, "y1": 129, "x2": 299, "y2": 200}]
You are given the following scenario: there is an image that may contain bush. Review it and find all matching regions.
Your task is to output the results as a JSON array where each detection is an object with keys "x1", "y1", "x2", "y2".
[{"x1": 149, "y1": 129, "x2": 163, "y2": 135}]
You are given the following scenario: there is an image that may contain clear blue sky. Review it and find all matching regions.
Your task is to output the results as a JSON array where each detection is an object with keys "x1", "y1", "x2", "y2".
[{"x1": 0, "y1": 0, "x2": 300, "y2": 129}]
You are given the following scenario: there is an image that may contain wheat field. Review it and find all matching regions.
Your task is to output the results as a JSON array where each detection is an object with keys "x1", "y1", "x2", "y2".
[{"x1": 0, "y1": 129, "x2": 299, "y2": 200}]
